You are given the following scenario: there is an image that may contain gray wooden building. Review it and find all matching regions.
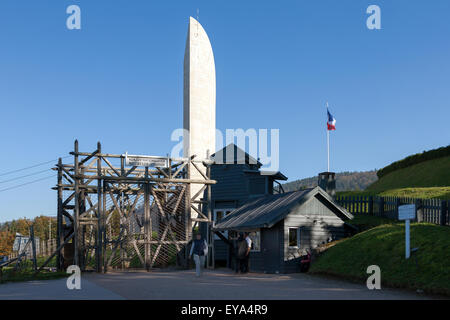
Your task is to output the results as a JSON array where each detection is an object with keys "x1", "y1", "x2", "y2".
[
  {"x1": 12, "y1": 233, "x2": 40, "y2": 259},
  {"x1": 212, "y1": 187, "x2": 354, "y2": 273}
]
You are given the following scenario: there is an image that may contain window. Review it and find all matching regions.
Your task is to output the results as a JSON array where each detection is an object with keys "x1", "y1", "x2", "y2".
[
  {"x1": 288, "y1": 228, "x2": 301, "y2": 248},
  {"x1": 214, "y1": 209, "x2": 233, "y2": 223},
  {"x1": 215, "y1": 211, "x2": 226, "y2": 222},
  {"x1": 213, "y1": 209, "x2": 234, "y2": 239},
  {"x1": 248, "y1": 231, "x2": 261, "y2": 252}
]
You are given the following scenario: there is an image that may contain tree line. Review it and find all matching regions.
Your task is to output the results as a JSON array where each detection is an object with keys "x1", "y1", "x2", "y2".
[
  {"x1": 0, "y1": 216, "x2": 57, "y2": 256},
  {"x1": 282, "y1": 171, "x2": 378, "y2": 193},
  {"x1": 0, "y1": 210, "x2": 124, "y2": 257}
]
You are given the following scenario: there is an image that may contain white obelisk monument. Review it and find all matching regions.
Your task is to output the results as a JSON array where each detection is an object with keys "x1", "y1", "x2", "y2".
[{"x1": 183, "y1": 17, "x2": 216, "y2": 203}]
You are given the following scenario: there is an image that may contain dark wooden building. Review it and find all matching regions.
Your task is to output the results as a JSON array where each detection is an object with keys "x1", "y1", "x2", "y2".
[
  {"x1": 213, "y1": 187, "x2": 354, "y2": 273},
  {"x1": 207, "y1": 144, "x2": 287, "y2": 262}
]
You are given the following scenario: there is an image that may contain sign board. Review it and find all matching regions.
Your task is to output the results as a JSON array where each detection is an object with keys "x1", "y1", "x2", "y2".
[
  {"x1": 125, "y1": 154, "x2": 168, "y2": 168},
  {"x1": 398, "y1": 204, "x2": 416, "y2": 221},
  {"x1": 398, "y1": 204, "x2": 415, "y2": 259}
]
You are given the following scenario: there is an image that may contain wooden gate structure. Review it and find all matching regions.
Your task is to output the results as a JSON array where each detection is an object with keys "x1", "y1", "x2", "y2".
[{"x1": 45, "y1": 140, "x2": 215, "y2": 273}]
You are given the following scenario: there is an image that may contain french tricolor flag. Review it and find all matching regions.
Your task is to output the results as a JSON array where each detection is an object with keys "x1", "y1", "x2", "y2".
[{"x1": 327, "y1": 109, "x2": 336, "y2": 131}]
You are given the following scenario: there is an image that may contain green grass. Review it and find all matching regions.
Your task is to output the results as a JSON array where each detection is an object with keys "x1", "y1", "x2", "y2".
[
  {"x1": 377, "y1": 187, "x2": 450, "y2": 200},
  {"x1": 0, "y1": 267, "x2": 68, "y2": 284},
  {"x1": 336, "y1": 156, "x2": 450, "y2": 200},
  {"x1": 337, "y1": 190, "x2": 375, "y2": 197},
  {"x1": 349, "y1": 215, "x2": 396, "y2": 231},
  {"x1": 310, "y1": 222, "x2": 450, "y2": 296},
  {"x1": 337, "y1": 187, "x2": 450, "y2": 200},
  {"x1": 0, "y1": 255, "x2": 64, "y2": 284},
  {"x1": 368, "y1": 156, "x2": 450, "y2": 193}
]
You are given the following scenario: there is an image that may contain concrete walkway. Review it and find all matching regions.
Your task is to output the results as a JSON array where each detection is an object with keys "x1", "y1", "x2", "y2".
[
  {"x1": 1, "y1": 269, "x2": 445, "y2": 300},
  {"x1": 0, "y1": 277, "x2": 123, "y2": 300}
]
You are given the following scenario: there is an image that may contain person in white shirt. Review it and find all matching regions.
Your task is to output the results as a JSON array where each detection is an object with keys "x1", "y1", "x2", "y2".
[{"x1": 242, "y1": 233, "x2": 252, "y2": 273}]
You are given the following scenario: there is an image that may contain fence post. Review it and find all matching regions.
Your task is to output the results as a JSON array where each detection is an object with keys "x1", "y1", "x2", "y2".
[
  {"x1": 416, "y1": 199, "x2": 423, "y2": 223},
  {"x1": 359, "y1": 196, "x2": 362, "y2": 214},
  {"x1": 379, "y1": 197, "x2": 385, "y2": 217},
  {"x1": 440, "y1": 200, "x2": 448, "y2": 226},
  {"x1": 368, "y1": 196, "x2": 373, "y2": 215},
  {"x1": 395, "y1": 198, "x2": 401, "y2": 219}
]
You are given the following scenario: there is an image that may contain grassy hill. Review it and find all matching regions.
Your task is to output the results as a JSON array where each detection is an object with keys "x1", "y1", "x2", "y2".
[
  {"x1": 366, "y1": 156, "x2": 450, "y2": 193},
  {"x1": 336, "y1": 147, "x2": 450, "y2": 199},
  {"x1": 376, "y1": 145, "x2": 450, "y2": 179},
  {"x1": 310, "y1": 221, "x2": 450, "y2": 296}
]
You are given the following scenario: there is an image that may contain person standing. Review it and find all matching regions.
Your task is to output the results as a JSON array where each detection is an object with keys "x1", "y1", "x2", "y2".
[
  {"x1": 233, "y1": 233, "x2": 244, "y2": 273},
  {"x1": 189, "y1": 233, "x2": 208, "y2": 277},
  {"x1": 242, "y1": 232, "x2": 252, "y2": 273},
  {"x1": 236, "y1": 232, "x2": 252, "y2": 273}
]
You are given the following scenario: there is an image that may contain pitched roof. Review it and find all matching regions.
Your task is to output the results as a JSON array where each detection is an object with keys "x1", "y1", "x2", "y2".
[
  {"x1": 212, "y1": 143, "x2": 288, "y2": 180},
  {"x1": 261, "y1": 171, "x2": 288, "y2": 181},
  {"x1": 213, "y1": 187, "x2": 353, "y2": 231},
  {"x1": 212, "y1": 143, "x2": 261, "y2": 166}
]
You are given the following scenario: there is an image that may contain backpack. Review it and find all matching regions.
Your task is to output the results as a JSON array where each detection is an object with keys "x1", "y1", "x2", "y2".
[{"x1": 237, "y1": 239, "x2": 248, "y2": 259}]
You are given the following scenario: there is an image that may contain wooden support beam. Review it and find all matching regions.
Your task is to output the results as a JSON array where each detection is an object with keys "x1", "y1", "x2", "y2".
[
  {"x1": 191, "y1": 161, "x2": 209, "y2": 181},
  {"x1": 72, "y1": 175, "x2": 216, "y2": 185},
  {"x1": 35, "y1": 232, "x2": 74, "y2": 274},
  {"x1": 101, "y1": 157, "x2": 121, "y2": 177},
  {"x1": 30, "y1": 225, "x2": 37, "y2": 272},
  {"x1": 57, "y1": 158, "x2": 63, "y2": 271},
  {"x1": 73, "y1": 140, "x2": 80, "y2": 267},
  {"x1": 79, "y1": 149, "x2": 99, "y2": 166}
]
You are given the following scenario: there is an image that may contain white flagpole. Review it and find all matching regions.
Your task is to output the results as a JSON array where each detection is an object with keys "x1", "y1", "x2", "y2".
[
  {"x1": 326, "y1": 102, "x2": 330, "y2": 172},
  {"x1": 327, "y1": 129, "x2": 330, "y2": 172}
]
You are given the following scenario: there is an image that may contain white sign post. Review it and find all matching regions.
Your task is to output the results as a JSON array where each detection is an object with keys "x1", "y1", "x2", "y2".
[{"x1": 398, "y1": 204, "x2": 416, "y2": 259}]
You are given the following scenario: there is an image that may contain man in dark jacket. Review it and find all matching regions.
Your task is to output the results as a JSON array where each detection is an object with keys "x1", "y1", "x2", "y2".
[
  {"x1": 233, "y1": 233, "x2": 243, "y2": 273},
  {"x1": 189, "y1": 233, "x2": 208, "y2": 277},
  {"x1": 236, "y1": 232, "x2": 252, "y2": 274}
]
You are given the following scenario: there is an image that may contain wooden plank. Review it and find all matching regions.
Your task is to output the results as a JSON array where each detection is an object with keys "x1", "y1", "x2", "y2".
[
  {"x1": 440, "y1": 200, "x2": 447, "y2": 226},
  {"x1": 79, "y1": 150, "x2": 99, "y2": 166},
  {"x1": 173, "y1": 162, "x2": 187, "y2": 179},
  {"x1": 125, "y1": 166, "x2": 138, "y2": 177},
  {"x1": 191, "y1": 161, "x2": 208, "y2": 181},
  {"x1": 102, "y1": 157, "x2": 121, "y2": 177}
]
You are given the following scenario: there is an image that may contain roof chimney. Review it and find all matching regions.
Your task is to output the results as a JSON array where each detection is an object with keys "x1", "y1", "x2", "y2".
[{"x1": 318, "y1": 172, "x2": 336, "y2": 199}]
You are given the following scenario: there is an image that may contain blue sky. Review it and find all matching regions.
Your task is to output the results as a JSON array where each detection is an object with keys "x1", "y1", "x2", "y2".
[{"x1": 0, "y1": 0, "x2": 449, "y2": 222}]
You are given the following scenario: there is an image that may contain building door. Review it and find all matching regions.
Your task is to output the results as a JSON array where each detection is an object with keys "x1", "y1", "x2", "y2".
[{"x1": 262, "y1": 225, "x2": 280, "y2": 273}]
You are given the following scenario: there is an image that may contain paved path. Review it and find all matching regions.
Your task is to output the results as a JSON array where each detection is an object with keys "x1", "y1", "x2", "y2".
[
  {"x1": 1, "y1": 269, "x2": 445, "y2": 300},
  {"x1": 0, "y1": 277, "x2": 123, "y2": 300}
]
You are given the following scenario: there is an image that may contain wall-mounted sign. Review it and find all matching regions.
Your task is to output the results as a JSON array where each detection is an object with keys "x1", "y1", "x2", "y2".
[
  {"x1": 124, "y1": 153, "x2": 168, "y2": 168},
  {"x1": 398, "y1": 204, "x2": 416, "y2": 221}
]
